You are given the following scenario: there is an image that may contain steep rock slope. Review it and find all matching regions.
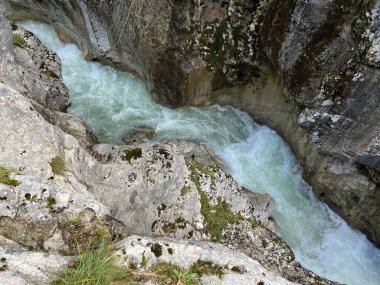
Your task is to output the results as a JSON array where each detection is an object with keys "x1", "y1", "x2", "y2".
[{"x1": 2, "y1": 0, "x2": 379, "y2": 246}]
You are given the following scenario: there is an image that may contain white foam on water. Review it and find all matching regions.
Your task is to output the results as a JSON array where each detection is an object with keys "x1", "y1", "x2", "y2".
[{"x1": 19, "y1": 20, "x2": 380, "y2": 285}]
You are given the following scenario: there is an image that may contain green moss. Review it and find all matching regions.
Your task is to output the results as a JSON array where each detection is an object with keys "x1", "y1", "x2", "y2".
[
  {"x1": 247, "y1": 217, "x2": 262, "y2": 229},
  {"x1": 150, "y1": 243, "x2": 163, "y2": 257},
  {"x1": 50, "y1": 155, "x2": 66, "y2": 175},
  {"x1": 12, "y1": 33, "x2": 27, "y2": 48},
  {"x1": 122, "y1": 148, "x2": 142, "y2": 163},
  {"x1": 0, "y1": 166, "x2": 20, "y2": 187},
  {"x1": 180, "y1": 186, "x2": 191, "y2": 196},
  {"x1": 187, "y1": 161, "x2": 261, "y2": 241},
  {"x1": 47, "y1": 197, "x2": 56, "y2": 208},
  {"x1": 187, "y1": 161, "x2": 216, "y2": 186},
  {"x1": 43, "y1": 69, "x2": 59, "y2": 79},
  {"x1": 191, "y1": 260, "x2": 225, "y2": 277}
]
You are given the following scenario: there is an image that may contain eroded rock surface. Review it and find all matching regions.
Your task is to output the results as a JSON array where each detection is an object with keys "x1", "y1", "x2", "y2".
[
  {"x1": 116, "y1": 235, "x2": 300, "y2": 285},
  {"x1": 0, "y1": 5, "x2": 69, "y2": 111},
  {"x1": 3, "y1": 0, "x2": 378, "y2": 245},
  {"x1": 0, "y1": 236, "x2": 69, "y2": 285},
  {"x1": 261, "y1": 0, "x2": 380, "y2": 245}
]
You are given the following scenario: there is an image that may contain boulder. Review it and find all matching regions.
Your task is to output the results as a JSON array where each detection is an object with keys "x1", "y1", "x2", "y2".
[
  {"x1": 116, "y1": 235, "x2": 300, "y2": 285},
  {"x1": 0, "y1": 236, "x2": 69, "y2": 285},
  {"x1": 121, "y1": 125, "x2": 156, "y2": 144}
]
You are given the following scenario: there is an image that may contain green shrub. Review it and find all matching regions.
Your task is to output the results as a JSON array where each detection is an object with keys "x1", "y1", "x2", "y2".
[
  {"x1": 13, "y1": 33, "x2": 27, "y2": 48},
  {"x1": 50, "y1": 155, "x2": 66, "y2": 175}
]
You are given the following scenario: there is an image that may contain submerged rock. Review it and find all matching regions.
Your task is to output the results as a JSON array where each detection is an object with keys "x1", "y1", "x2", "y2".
[{"x1": 121, "y1": 125, "x2": 156, "y2": 144}]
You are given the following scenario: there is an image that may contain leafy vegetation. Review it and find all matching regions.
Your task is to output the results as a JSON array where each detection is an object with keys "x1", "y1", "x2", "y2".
[
  {"x1": 52, "y1": 234, "x2": 229, "y2": 285},
  {"x1": 0, "y1": 166, "x2": 20, "y2": 187},
  {"x1": 51, "y1": 242, "x2": 129, "y2": 285},
  {"x1": 12, "y1": 33, "x2": 27, "y2": 48}
]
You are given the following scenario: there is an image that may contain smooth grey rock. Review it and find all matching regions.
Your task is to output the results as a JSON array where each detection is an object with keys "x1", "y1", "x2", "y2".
[{"x1": 0, "y1": 236, "x2": 69, "y2": 285}]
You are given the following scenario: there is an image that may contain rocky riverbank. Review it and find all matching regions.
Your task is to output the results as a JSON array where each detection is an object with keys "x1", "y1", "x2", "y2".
[
  {"x1": 2, "y1": 0, "x2": 378, "y2": 246},
  {"x1": 0, "y1": 1, "x2": 340, "y2": 284}
]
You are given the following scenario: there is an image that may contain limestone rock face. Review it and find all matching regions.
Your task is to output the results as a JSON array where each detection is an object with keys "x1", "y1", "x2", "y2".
[
  {"x1": 260, "y1": 0, "x2": 380, "y2": 245},
  {"x1": 116, "y1": 235, "x2": 300, "y2": 285},
  {"x1": 0, "y1": 236, "x2": 69, "y2": 285},
  {"x1": 0, "y1": 4, "x2": 69, "y2": 111}
]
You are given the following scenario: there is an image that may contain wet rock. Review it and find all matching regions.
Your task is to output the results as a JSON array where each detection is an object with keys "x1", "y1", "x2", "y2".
[{"x1": 121, "y1": 125, "x2": 156, "y2": 144}]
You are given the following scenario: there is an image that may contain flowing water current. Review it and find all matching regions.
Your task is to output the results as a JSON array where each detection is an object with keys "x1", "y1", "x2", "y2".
[{"x1": 19, "y1": 20, "x2": 380, "y2": 285}]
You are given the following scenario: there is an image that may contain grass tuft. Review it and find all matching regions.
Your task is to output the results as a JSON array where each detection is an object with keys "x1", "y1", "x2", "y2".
[
  {"x1": 13, "y1": 33, "x2": 27, "y2": 48},
  {"x1": 152, "y1": 262, "x2": 198, "y2": 285},
  {"x1": 51, "y1": 242, "x2": 129, "y2": 285}
]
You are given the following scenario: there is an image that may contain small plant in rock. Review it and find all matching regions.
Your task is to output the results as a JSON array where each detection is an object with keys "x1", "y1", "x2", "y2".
[
  {"x1": 51, "y1": 242, "x2": 129, "y2": 285},
  {"x1": 12, "y1": 33, "x2": 27, "y2": 48},
  {"x1": 50, "y1": 155, "x2": 66, "y2": 175},
  {"x1": 152, "y1": 262, "x2": 199, "y2": 285},
  {"x1": 172, "y1": 267, "x2": 199, "y2": 285}
]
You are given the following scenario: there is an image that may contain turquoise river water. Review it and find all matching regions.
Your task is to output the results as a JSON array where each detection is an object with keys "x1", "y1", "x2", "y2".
[{"x1": 19, "y1": 20, "x2": 380, "y2": 285}]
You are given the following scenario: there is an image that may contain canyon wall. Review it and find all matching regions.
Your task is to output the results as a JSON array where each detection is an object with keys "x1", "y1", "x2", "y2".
[{"x1": 3, "y1": 0, "x2": 379, "y2": 246}]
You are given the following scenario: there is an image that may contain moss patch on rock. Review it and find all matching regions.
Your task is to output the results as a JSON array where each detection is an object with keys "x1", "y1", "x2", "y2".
[
  {"x1": 50, "y1": 155, "x2": 66, "y2": 175},
  {"x1": 0, "y1": 166, "x2": 20, "y2": 187},
  {"x1": 187, "y1": 161, "x2": 260, "y2": 241},
  {"x1": 42, "y1": 69, "x2": 60, "y2": 79},
  {"x1": 180, "y1": 186, "x2": 191, "y2": 196},
  {"x1": 122, "y1": 148, "x2": 143, "y2": 163},
  {"x1": 191, "y1": 260, "x2": 225, "y2": 277}
]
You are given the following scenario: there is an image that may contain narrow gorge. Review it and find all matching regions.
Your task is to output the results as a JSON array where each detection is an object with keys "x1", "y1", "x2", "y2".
[{"x1": 0, "y1": 1, "x2": 379, "y2": 285}]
